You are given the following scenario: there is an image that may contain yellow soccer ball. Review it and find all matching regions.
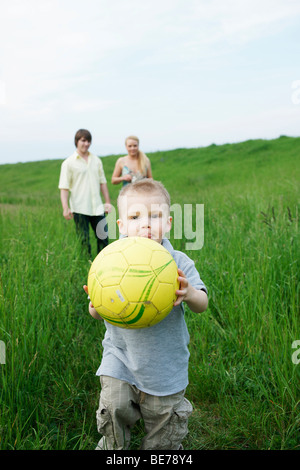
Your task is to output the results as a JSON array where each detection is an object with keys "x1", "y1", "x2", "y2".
[{"x1": 87, "y1": 236, "x2": 179, "y2": 328}]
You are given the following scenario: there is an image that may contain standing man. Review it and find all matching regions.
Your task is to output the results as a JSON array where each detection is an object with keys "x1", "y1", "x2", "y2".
[{"x1": 58, "y1": 129, "x2": 111, "y2": 257}]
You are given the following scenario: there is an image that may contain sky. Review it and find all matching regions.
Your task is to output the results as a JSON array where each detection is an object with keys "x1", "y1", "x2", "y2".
[{"x1": 1, "y1": 0, "x2": 300, "y2": 165}]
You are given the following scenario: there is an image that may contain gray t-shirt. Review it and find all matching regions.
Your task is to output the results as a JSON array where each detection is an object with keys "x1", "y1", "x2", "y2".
[{"x1": 96, "y1": 238, "x2": 207, "y2": 396}]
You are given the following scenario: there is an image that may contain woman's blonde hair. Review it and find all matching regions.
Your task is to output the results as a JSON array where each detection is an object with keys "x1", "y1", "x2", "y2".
[{"x1": 125, "y1": 135, "x2": 148, "y2": 176}]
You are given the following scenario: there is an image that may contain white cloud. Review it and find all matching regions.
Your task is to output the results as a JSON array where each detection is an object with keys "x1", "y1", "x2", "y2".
[
  {"x1": 71, "y1": 98, "x2": 119, "y2": 112},
  {"x1": 0, "y1": 81, "x2": 6, "y2": 105},
  {"x1": 0, "y1": 0, "x2": 300, "y2": 163}
]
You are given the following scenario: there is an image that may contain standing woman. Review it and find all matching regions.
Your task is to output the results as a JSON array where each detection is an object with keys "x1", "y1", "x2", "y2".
[{"x1": 111, "y1": 136, "x2": 152, "y2": 186}]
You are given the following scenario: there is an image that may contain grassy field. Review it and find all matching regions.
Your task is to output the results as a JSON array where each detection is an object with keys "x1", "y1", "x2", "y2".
[{"x1": 0, "y1": 136, "x2": 299, "y2": 450}]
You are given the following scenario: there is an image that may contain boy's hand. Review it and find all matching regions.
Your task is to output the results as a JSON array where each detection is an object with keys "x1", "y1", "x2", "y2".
[
  {"x1": 83, "y1": 284, "x2": 89, "y2": 297},
  {"x1": 83, "y1": 285, "x2": 103, "y2": 320},
  {"x1": 174, "y1": 269, "x2": 208, "y2": 313},
  {"x1": 174, "y1": 268, "x2": 189, "y2": 306}
]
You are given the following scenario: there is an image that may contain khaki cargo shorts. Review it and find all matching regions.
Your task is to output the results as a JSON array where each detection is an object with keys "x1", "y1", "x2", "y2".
[{"x1": 96, "y1": 375, "x2": 193, "y2": 450}]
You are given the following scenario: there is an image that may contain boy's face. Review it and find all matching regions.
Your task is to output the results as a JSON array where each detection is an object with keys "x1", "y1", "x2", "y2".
[
  {"x1": 77, "y1": 137, "x2": 91, "y2": 155},
  {"x1": 117, "y1": 193, "x2": 172, "y2": 244}
]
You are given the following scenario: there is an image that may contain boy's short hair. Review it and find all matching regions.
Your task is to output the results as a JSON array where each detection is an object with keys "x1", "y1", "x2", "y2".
[
  {"x1": 74, "y1": 129, "x2": 92, "y2": 147},
  {"x1": 117, "y1": 180, "x2": 171, "y2": 213}
]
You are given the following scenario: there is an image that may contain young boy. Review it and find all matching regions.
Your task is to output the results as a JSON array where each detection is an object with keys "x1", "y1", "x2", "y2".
[
  {"x1": 85, "y1": 180, "x2": 208, "y2": 450},
  {"x1": 58, "y1": 129, "x2": 111, "y2": 257}
]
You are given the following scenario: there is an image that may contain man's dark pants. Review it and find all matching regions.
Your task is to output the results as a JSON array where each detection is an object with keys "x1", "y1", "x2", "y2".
[{"x1": 73, "y1": 213, "x2": 108, "y2": 256}]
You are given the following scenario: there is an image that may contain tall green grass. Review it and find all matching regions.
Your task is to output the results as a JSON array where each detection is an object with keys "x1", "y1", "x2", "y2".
[{"x1": 0, "y1": 136, "x2": 299, "y2": 449}]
